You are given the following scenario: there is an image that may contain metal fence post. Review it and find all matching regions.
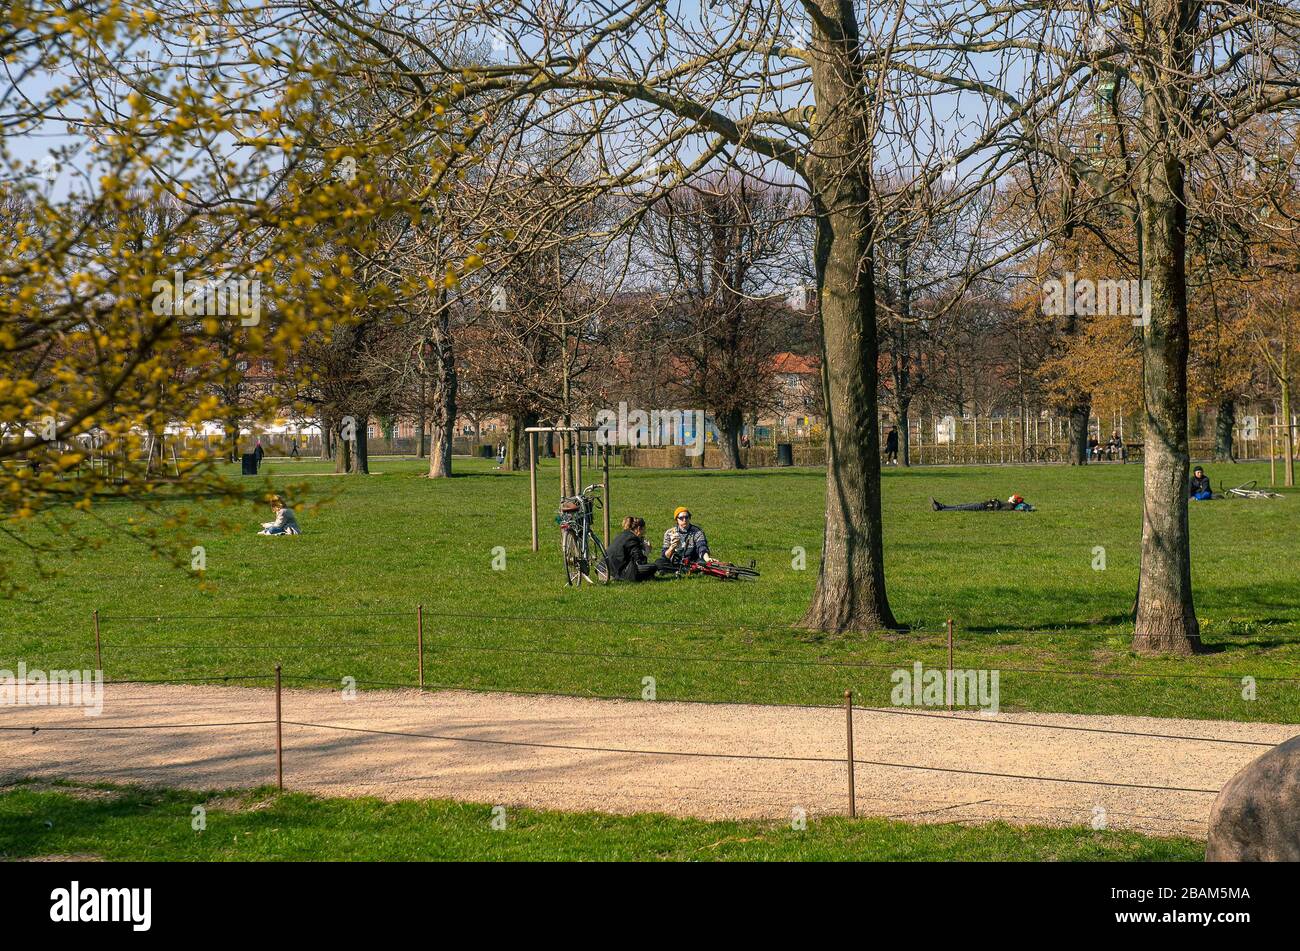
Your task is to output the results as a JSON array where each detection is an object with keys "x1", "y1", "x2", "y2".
[
  {"x1": 93, "y1": 609, "x2": 102, "y2": 675},
  {"x1": 844, "y1": 690, "x2": 856, "y2": 818},
  {"x1": 275, "y1": 664, "x2": 283, "y2": 790},
  {"x1": 947, "y1": 618, "x2": 954, "y2": 712},
  {"x1": 416, "y1": 604, "x2": 425, "y2": 689},
  {"x1": 602, "y1": 447, "x2": 611, "y2": 547}
]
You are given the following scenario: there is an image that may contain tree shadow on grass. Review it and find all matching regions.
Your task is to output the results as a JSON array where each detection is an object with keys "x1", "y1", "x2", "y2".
[
  {"x1": 0, "y1": 782, "x2": 151, "y2": 859},
  {"x1": 961, "y1": 613, "x2": 1134, "y2": 635}
]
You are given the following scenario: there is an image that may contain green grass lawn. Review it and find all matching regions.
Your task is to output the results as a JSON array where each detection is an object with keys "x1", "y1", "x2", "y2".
[
  {"x1": 2, "y1": 457, "x2": 1298, "y2": 722},
  {"x1": 0, "y1": 780, "x2": 1203, "y2": 861}
]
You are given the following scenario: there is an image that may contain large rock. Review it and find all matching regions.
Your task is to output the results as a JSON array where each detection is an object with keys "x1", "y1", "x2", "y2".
[{"x1": 1207, "y1": 733, "x2": 1300, "y2": 861}]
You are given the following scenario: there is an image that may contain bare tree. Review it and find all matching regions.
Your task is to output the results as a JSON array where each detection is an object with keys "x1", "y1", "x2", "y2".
[{"x1": 640, "y1": 173, "x2": 807, "y2": 468}]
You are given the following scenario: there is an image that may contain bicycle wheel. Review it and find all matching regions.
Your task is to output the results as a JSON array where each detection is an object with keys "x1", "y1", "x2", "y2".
[{"x1": 561, "y1": 529, "x2": 583, "y2": 586}]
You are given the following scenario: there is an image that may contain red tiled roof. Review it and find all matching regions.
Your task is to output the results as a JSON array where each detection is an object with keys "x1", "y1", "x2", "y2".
[{"x1": 769, "y1": 352, "x2": 819, "y2": 375}]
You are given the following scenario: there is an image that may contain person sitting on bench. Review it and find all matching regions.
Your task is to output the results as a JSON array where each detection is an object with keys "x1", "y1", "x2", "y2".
[
  {"x1": 1189, "y1": 466, "x2": 1213, "y2": 501},
  {"x1": 931, "y1": 494, "x2": 1035, "y2": 512},
  {"x1": 603, "y1": 516, "x2": 657, "y2": 582}
]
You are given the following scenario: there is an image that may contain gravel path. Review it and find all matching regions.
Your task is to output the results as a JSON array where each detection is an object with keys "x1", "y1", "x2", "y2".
[{"x1": 2, "y1": 683, "x2": 1292, "y2": 837}]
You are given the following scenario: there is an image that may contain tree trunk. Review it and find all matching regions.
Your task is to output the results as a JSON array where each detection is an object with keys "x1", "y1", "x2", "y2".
[
  {"x1": 225, "y1": 419, "x2": 240, "y2": 464},
  {"x1": 351, "y1": 416, "x2": 370, "y2": 474},
  {"x1": 426, "y1": 329, "x2": 457, "y2": 479},
  {"x1": 1132, "y1": 29, "x2": 1201, "y2": 654},
  {"x1": 892, "y1": 245, "x2": 914, "y2": 468},
  {"x1": 320, "y1": 415, "x2": 333, "y2": 461},
  {"x1": 428, "y1": 414, "x2": 453, "y2": 478},
  {"x1": 898, "y1": 401, "x2": 911, "y2": 466},
  {"x1": 508, "y1": 410, "x2": 538, "y2": 471},
  {"x1": 1282, "y1": 377, "x2": 1294, "y2": 488},
  {"x1": 1213, "y1": 398, "x2": 1235, "y2": 462},
  {"x1": 798, "y1": 6, "x2": 897, "y2": 633},
  {"x1": 716, "y1": 407, "x2": 745, "y2": 470},
  {"x1": 417, "y1": 376, "x2": 428, "y2": 459},
  {"x1": 1067, "y1": 400, "x2": 1091, "y2": 465}
]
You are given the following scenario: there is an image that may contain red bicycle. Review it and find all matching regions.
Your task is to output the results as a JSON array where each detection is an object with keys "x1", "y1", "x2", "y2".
[{"x1": 669, "y1": 555, "x2": 760, "y2": 581}]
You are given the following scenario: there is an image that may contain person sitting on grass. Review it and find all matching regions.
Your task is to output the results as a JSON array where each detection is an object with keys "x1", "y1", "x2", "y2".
[
  {"x1": 602, "y1": 516, "x2": 658, "y2": 582},
  {"x1": 1189, "y1": 465, "x2": 1213, "y2": 501},
  {"x1": 258, "y1": 495, "x2": 302, "y2": 535},
  {"x1": 657, "y1": 506, "x2": 711, "y2": 572},
  {"x1": 931, "y1": 494, "x2": 1035, "y2": 512}
]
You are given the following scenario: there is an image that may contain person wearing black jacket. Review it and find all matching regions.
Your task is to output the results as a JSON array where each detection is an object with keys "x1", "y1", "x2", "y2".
[
  {"x1": 1190, "y1": 466, "x2": 1213, "y2": 500},
  {"x1": 603, "y1": 516, "x2": 657, "y2": 582}
]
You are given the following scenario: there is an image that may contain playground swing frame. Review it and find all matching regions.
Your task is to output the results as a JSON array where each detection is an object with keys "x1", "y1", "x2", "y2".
[{"x1": 524, "y1": 425, "x2": 613, "y2": 552}]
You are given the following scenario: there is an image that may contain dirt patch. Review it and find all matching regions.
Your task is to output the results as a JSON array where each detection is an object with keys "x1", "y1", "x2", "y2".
[
  {"x1": 2, "y1": 781, "x2": 125, "y2": 801},
  {"x1": 1, "y1": 682, "x2": 1293, "y2": 838},
  {"x1": 4, "y1": 854, "x2": 104, "y2": 862},
  {"x1": 201, "y1": 794, "x2": 278, "y2": 813}
]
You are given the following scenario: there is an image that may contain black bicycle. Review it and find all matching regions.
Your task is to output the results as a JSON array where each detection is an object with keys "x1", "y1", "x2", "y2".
[
  {"x1": 557, "y1": 483, "x2": 609, "y2": 586},
  {"x1": 1021, "y1": 444, "x2": 1061, "y2": 463}
]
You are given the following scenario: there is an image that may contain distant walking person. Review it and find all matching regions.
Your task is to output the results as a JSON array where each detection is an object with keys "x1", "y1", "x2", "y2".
[{"x1": 884, "y1": 426, "x2": 899, "y2": 465}]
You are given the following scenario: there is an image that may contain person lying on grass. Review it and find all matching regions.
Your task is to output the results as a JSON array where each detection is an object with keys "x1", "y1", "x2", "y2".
[
  {"x1": 656, "y1": 506, "x2": 711, "y2": 572},
  {"x1": 602, "y1": 516, "x2": 658, "y2": 582},
  {"x1": 931, "y1": 494, "x2": 1035, "y2": 512},
  {"x1": 258, "y1": 495, "x2": 302, "y2": 535}
]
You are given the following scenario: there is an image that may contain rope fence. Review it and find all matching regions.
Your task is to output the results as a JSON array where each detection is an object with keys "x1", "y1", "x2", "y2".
[
  {"x1": 1, "y1": 669, "x2": 1241, "y2": 822},
  {"x1": 0, "y1": 605, "x2": 1293, "y2": 821}
]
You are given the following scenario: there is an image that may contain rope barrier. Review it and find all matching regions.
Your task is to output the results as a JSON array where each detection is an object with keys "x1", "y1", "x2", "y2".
[
  {"x1": 853, "y1": 704, "x2": 1279, "y2": 747},
  {"x1": 1, "y1": 719, "x2": 276, "y2": 732},
  {"x1": 270, "y1": 674, "x2": 1286, "y2": 745},
  {"x1": 1, "y1": 668, "x2": 1263, "y2": 810},
  {"x1": 278, "y1": 717, "x2": 1224, "y2": 795}
]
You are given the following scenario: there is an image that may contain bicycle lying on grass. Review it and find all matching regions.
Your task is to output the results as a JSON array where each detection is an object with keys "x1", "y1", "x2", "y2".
[
  {"x1": 665, "y1": 553, "x2": 760, "y2": 581},
  {"x1": 557, "y1": 483, "x2": 609, "y2": 586},
  {"x1": 1221, "y1": 479, "x2": 1285, "y2": 500}
]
